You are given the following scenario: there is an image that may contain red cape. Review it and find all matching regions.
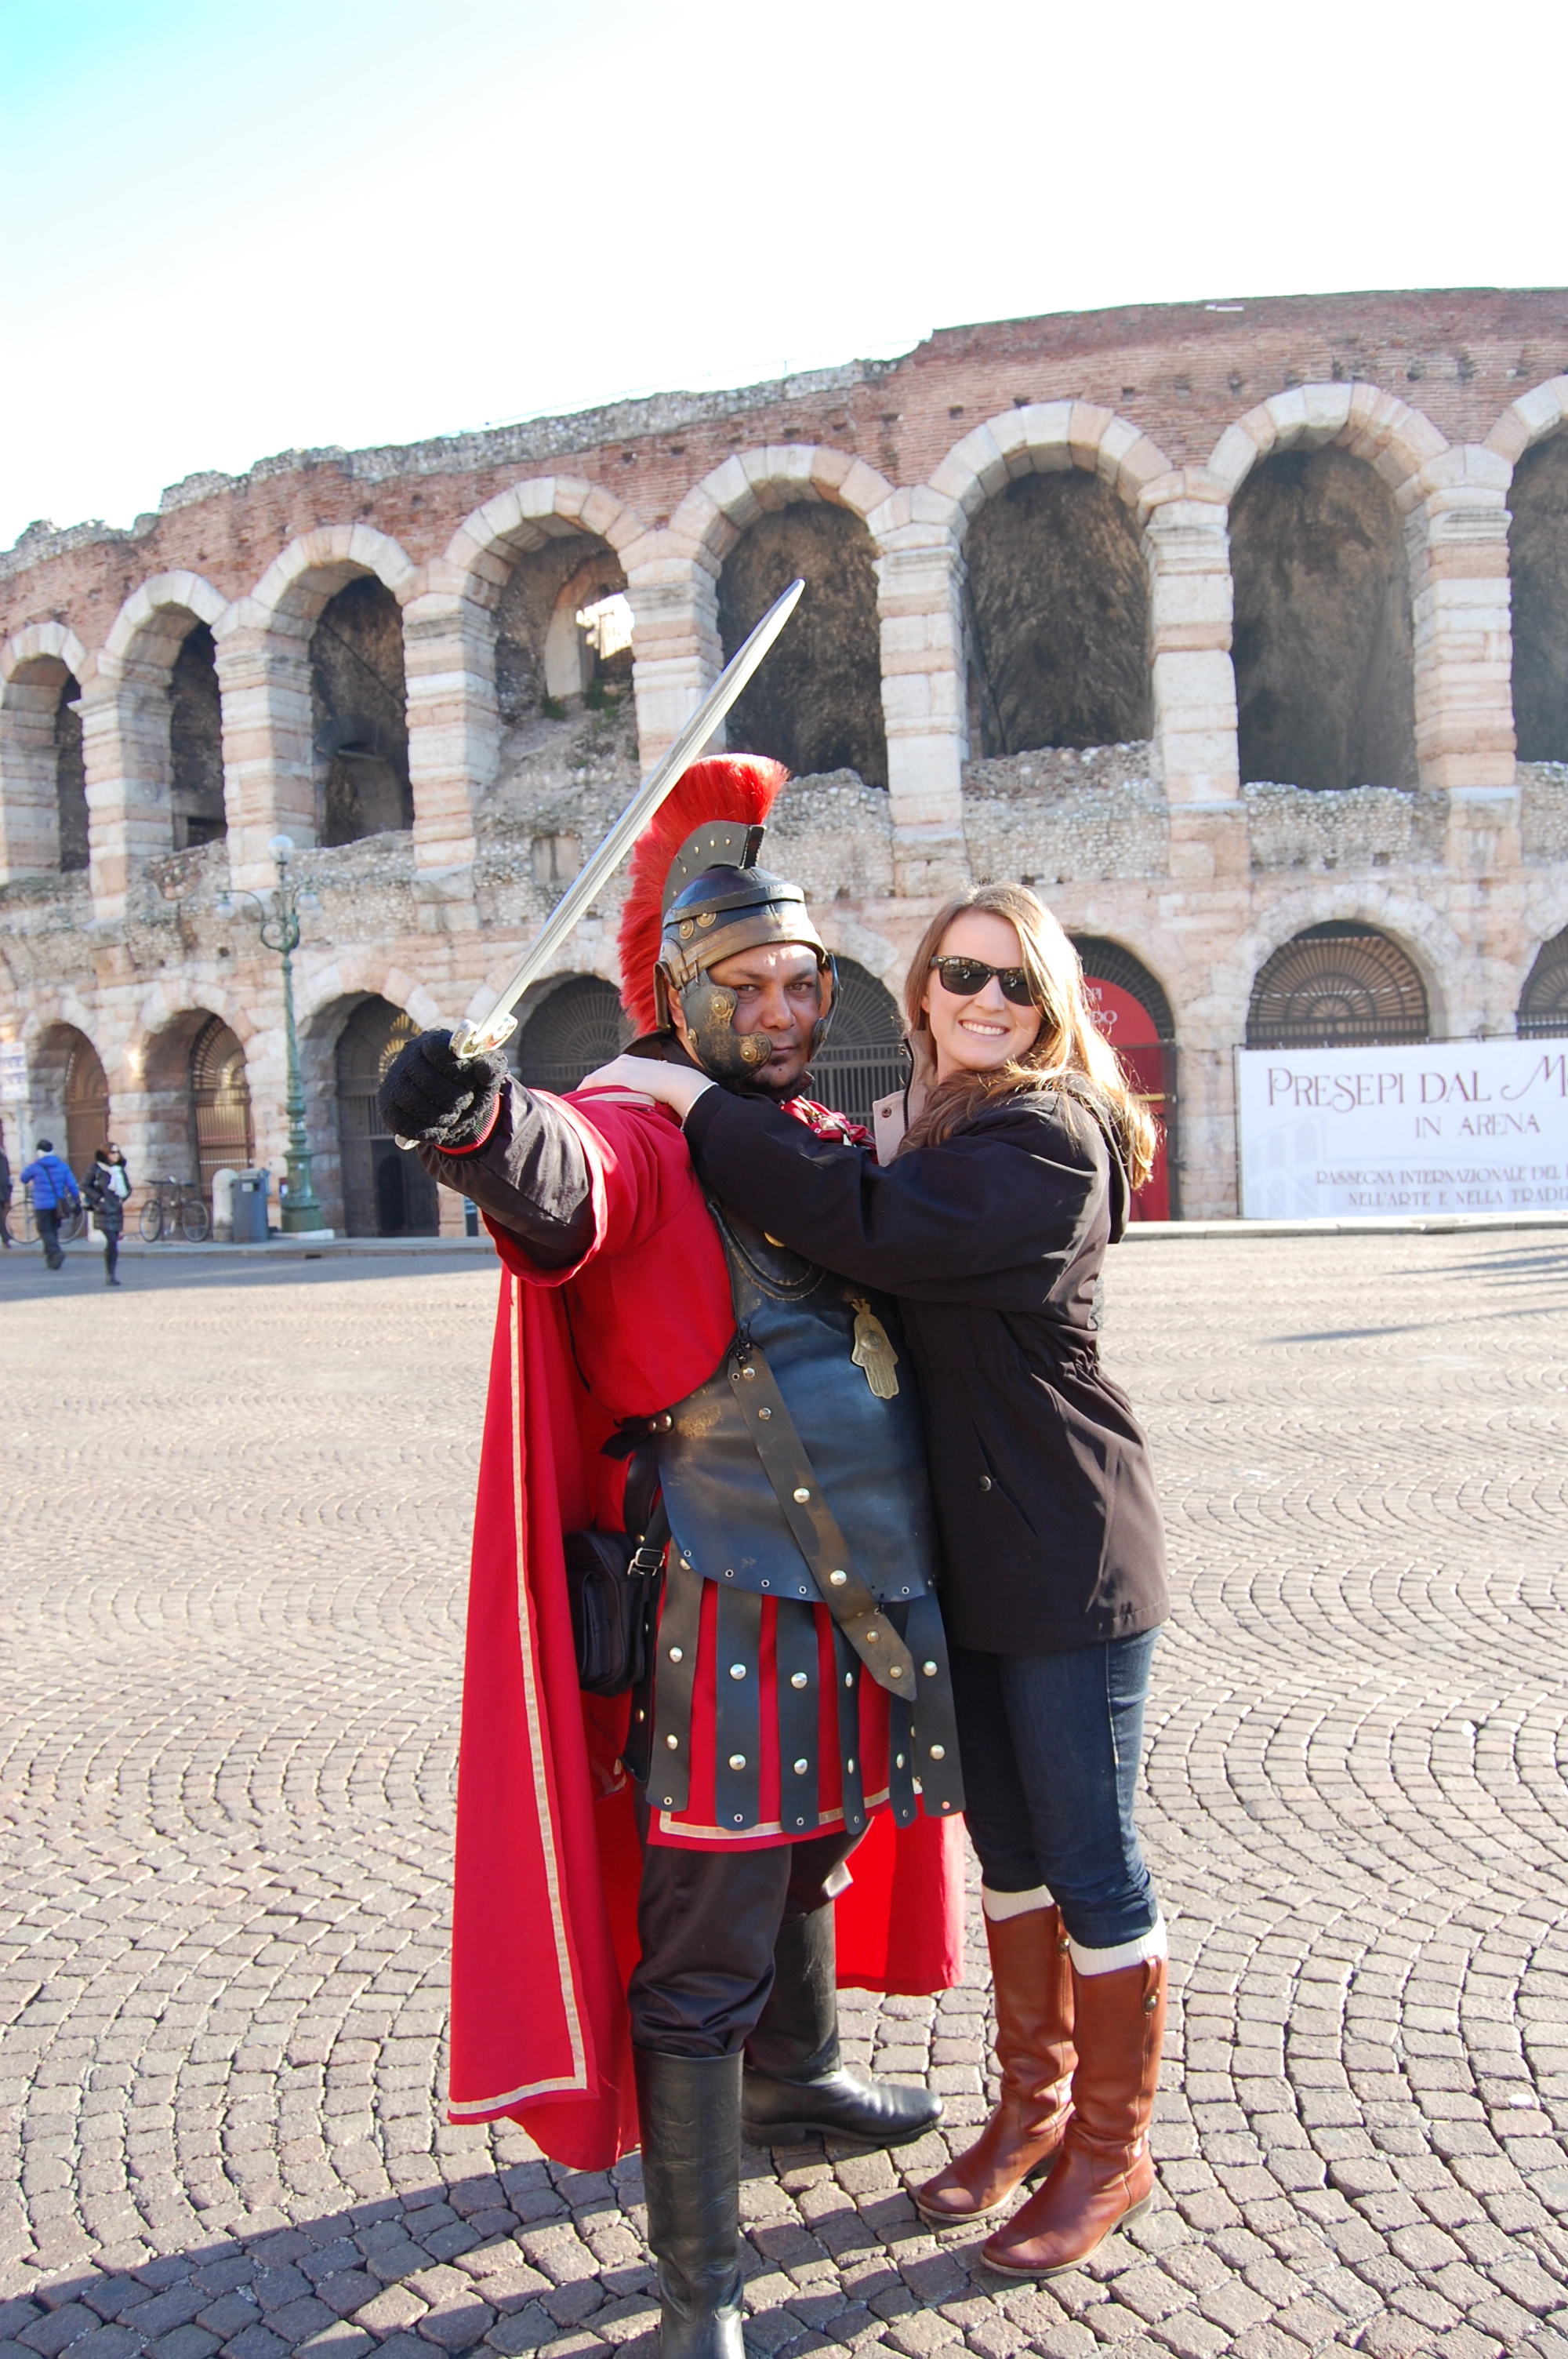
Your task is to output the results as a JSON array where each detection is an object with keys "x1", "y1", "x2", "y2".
[{"x1": 445, "y1": 1094, "x2": 967, "y2": 2167}]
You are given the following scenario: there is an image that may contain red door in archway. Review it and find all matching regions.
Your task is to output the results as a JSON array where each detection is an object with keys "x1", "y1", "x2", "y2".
[{"x1": 1080, "y1": 974, "x2": 1171, "y2": 1222}]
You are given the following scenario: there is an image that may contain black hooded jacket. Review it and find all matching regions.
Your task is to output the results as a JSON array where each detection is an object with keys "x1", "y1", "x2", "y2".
[{"x1": 681, "y1": 1083, "x2": 1169, "y2": 1655}]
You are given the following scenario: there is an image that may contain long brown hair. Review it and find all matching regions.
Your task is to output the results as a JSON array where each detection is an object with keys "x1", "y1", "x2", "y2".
[{"x1": 900, "y1": 883, "x2": 1158, "y2": 1188}]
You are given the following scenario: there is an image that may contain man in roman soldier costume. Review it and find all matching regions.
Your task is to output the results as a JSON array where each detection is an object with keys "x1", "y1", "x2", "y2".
[{"x1": 380, "y1": 755, "x2": 965, "y2": 2359}]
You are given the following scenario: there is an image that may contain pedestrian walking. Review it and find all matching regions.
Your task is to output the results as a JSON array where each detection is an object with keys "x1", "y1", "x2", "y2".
[
  {"x1": 0, "y1": 1126, "x2": 13, "y2": 1248},
  {"x1": 597, "y1": 879, "x2": 1171, "y2": 2279},
  {"x1": 83, "y1": 1143, "x2": 132, "y2": 1286},
  {"x1": 20, "y1": 1139, "x2": 81, "y2": 1271}
]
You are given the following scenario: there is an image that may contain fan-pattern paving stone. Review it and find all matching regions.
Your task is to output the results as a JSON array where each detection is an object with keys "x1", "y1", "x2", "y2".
[{"x1": 2, "y1": 1234, "x2": 1568, "y2": 2355}]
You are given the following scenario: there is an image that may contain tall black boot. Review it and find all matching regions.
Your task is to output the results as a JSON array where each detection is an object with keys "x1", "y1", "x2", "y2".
[
  {"x1": 742, "y1": 1903, "x2": 942, "y2": 2148},
  {"x1": 633, "y1": 2048, "x2": 745, "y2": 2359}
]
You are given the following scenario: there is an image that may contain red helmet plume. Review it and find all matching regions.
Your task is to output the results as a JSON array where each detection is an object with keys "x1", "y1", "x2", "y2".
[{"x1": 616, "y1": 754, "x2": 788, "y2": 1033}]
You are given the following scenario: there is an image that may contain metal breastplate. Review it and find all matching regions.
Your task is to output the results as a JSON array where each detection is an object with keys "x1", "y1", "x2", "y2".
[{"x1": 654, "y1": 1203, "x2": 938, "y2": 1610}]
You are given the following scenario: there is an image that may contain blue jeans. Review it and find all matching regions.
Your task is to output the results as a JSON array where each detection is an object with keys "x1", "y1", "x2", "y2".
[{"x1": 949, "y1": 1633, "x2": 1160, "y2": 1953}]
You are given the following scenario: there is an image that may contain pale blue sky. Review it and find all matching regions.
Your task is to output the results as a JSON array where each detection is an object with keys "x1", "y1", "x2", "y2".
[{"x1": 2, "y1": 0, "x2": 1563, "y2": 551}]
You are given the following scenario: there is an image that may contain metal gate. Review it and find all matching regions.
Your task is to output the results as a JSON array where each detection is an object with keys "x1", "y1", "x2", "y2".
[
  {"x1": 64, "y1": 1035, "x2": 109, "y2": 1178},
  {"x1": 516, "y1": 976, "x2": 632, "y2": 1090},
  {"x1": 189, "y1": 1016, "x2": 253, "y2": 1202},
  {"x1": 809, "y1": 959, "x2": 905, "y2": 1127}
]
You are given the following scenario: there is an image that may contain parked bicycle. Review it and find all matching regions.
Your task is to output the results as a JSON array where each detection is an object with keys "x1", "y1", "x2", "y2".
[
  {"x1": 19, "y1": 1188, "x2": 83, "y2": 1245},
  {"x1": 138, "y1": 1176, "x2": 210, "y2": 1243}
]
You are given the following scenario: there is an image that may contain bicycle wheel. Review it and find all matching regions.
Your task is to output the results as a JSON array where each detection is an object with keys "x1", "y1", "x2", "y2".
[
  {"x1": 57, "y1": 1208, "x2": 83, "y2": 1244},
  {"x1": 180, "y1": 1199, "x2": 210, "y2": 1243},
  {"x1": 139, "y1": 1200, "x2": 164, "y2": 1243}
]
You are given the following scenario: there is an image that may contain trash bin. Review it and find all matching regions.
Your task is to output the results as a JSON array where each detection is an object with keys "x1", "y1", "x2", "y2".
[{"x1": 231, "y1": 1168, "x2": 270, "y2": 1244}]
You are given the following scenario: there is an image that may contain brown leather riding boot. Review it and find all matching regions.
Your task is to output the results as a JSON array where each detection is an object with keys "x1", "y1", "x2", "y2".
[
  {"x1": 982, "y1": 1953, "x2": 1166, "y2": 2276},
  {"x1": 916, "y1": 1903, "x2": 1076, "y2": 2226}
]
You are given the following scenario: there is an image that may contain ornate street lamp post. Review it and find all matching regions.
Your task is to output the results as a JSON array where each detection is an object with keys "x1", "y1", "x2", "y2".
[{"x1": 217, "y1": 834, "x2": 324, "y2": 1234}]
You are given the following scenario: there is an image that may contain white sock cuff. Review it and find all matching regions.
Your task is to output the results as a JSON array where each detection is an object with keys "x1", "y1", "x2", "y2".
[
  {"x1": 1067, "y1": 1915, "x2": 1167, "y2": 1976},
  {"x1": 982, "y1": 1882, "x2": 1055, "y2": 1923}
]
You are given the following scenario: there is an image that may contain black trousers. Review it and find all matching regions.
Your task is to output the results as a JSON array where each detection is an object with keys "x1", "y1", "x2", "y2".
[
  {"x1": 628, "y1": 1812, "x2": 860, "y2": 2058},
  {"x1": 35, "y1": 1209, "x2": 62, "y2": 1266}
]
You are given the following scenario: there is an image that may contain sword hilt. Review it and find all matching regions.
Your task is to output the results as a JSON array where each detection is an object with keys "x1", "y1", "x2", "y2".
[{"x1": 449, "y1": 1015, "x2": 516, "y2": 1064}]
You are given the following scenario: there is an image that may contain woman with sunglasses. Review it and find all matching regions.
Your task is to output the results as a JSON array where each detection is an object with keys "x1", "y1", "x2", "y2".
[{"x1": 586, "y1": 882, "x2": 1170, "y2": 2277}]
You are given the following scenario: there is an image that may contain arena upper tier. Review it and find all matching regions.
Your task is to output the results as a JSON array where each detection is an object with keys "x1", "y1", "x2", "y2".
[{"x1": 4, "y1": 287, "x2": 1568, "y2": 1228}]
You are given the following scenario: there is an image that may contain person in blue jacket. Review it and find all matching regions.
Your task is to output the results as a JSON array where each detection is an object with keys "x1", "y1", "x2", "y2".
[{"x1": 21, "y1": 1139, "x2": 81, "y2": 1270}]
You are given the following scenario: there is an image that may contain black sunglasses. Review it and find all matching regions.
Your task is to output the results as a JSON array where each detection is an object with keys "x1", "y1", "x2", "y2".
[{"x1": 929, "y1": 955, "x2": 1037, "y2": 1008}]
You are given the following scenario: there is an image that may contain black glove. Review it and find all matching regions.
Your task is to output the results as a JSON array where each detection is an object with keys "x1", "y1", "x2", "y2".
[{"x1": 378, "y1": 1029, "x2": 509, "y2": 1149}]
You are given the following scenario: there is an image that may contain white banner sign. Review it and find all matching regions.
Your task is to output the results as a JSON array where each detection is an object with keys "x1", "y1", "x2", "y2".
[
  {"x1": 1238, "y1": 1040, "x2": 1568, "y2": 1217},
  {"x1": 0, "y1": 1041, "x2": 27, "y2": 1103}
]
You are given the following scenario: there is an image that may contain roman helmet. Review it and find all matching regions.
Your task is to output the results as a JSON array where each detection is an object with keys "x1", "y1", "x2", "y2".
[{"x1": 616, "y1": 754, "x2": 837, "y2": 1086}]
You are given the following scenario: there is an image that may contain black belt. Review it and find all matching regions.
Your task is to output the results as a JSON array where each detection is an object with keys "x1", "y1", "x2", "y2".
[{"x1": 725, "y1": 1334, "x2": 916, "y2": 1696}]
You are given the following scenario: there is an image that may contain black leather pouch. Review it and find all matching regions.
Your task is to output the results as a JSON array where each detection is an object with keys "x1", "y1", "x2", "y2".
[
  {"x1": 564, "y1": 1438, "x2": 667, "y2": 1698},
  {"x1": 564, "y1": 1525, "x2": 665, "y2": 1696}
]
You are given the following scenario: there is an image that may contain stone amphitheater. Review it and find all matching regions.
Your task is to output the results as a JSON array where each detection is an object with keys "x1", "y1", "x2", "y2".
[{"x1": 3, "y1": 287, "x2": 1568, "y2": 1226}]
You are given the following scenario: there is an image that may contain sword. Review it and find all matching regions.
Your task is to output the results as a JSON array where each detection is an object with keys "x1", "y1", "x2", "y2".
[{"x1": 448, "y1": 576, "x2": 805, "y2": 1063}]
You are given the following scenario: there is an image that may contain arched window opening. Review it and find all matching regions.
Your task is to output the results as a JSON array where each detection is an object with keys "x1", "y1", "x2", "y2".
[
  {"x1": 310, "y1": 577, "x2": 411, "y2": 846},
  {"x1": 189, "y1": 1016, "x2": 252, "y2": 1198},
  {"x1": 336, "y1": 999, "x2": 438, "y2": 1236},
  {"x1": 1518, "y1": 928, "x2": 1568, "y2": 1037},
  {"x1": 809, "y1": 958, "x2": 903, "y2": 1126},
  {"x1": 1508, "y1": 434, "x2": 1568, "y2": 765},
  {"x1": 515, "y1": 976, "x2": 632, "y2": 1091},
  {"x1": 56, "y1": 673, "x2": 88, "y2": 870},
  {"x1": 494, "y1": 538, "x2": 630, "y2": 729},
  {"x1": 718, "y1": 506, "x2": 887, "y2": 787},
  {"x1": 0, "y1": 657, "x2": 86, "y2": 877},
  {"x1": 965, "y1": 473, "x2": 1150, "y2": 759},
  {"x1": 1071, "y1": 937, "x2": 1177, "y2": 1222},
  {"x1": 1232, "y1": 447, "x2": 1416, "y2": 794},
  {"x1": 1247, "y1": 923, "x2": 1428, "y2": 1049},
  {"x1": 169, "y1": 623, "x2": 226, "y2": 848}
]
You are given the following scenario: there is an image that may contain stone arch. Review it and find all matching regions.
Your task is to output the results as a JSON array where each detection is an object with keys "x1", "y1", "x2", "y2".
[
  {"x1": 670, "y1": 447, "x2": 895, "y2": 572},
  {"x1": 1205, "y1": 384, "x2": 1446, "y2": 512},
  {"x1": 247, "y1": 525, "x2": 419, "y2": 628},
  {"x1": 935, "y1": 407, "x2": 1172, "y2": 770},
  {"x1": 0, "y1": 621, "x2": 91, "y2": 880},
  {"x1": 1490, "y1": 385, "x2": 1568, "y2": 766},
  {"x1": 1228, "y1": 441, "x2": 1419, "y2": 794},
  {"x1": 1206, "y1": 389, "x2": 1452, "y2": 796},
  {"x1": 671, "y1": 449, "x2": 895, "y2": 789},
  {"x1": 925, "y1": 402, "x2": 1175, "y2": 540},
  {"x1": 1245, "y1": 921, "x2": 1431, "y2": 1049},
  {"x1": 135, "y1": 1005, "x2": 238, "y2": 1187},
  {"x1": 310, "y1": 992, "x2": 440, "y2": 1237},
  {"x1": 866, "y1": 409, "x2": 1174, "y2": 838},
  {"x1": 99, "y1": 573, "x2": 231, "y2": 856},
  {"x1": 1209, "y1": 888, "x2": 1462, "y2": 1053},
  {"x1": 390, "y1": 483, "x2": 651, "y2": 871},
  {"x1": 964, "y1": 474, "x2": 1152, "y2": 755},
  {"x1": 27, "y1": 1021, "x2": 110, "y2": 1177},
  {"x1": 1518, "y1": 925, "x2": 1568, "y2": 1038},
  {"x1": 215, "y1": 529, "x2": 419, "y2": 867},
  {"x1": 441, "y1": 478, "x2": 648, "y2": 611},
  {"x1": 101, "y1": 572, "x2": 227, "y2": 668}
]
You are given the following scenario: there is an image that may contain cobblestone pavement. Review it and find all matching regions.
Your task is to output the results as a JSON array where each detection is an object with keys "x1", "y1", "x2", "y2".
[{"x1": 3, "y1": 1234, "x2": 1568, "y2": 2359}]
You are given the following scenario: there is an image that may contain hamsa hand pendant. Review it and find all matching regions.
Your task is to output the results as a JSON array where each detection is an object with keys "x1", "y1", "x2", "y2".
[{"x1": 848, "y1": 1296, "x2": 901, "y2": 1399}]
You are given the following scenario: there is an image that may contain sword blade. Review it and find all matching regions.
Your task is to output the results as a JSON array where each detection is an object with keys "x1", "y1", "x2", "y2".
[{"x1": 450, "y1": 576, "x2": 804, "y2": 1060}]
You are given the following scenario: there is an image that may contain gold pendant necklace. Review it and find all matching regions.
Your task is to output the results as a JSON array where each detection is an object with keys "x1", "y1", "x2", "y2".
[{"x1": 848, "y1": 1296, "x2": 900, "y2": 1399}]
